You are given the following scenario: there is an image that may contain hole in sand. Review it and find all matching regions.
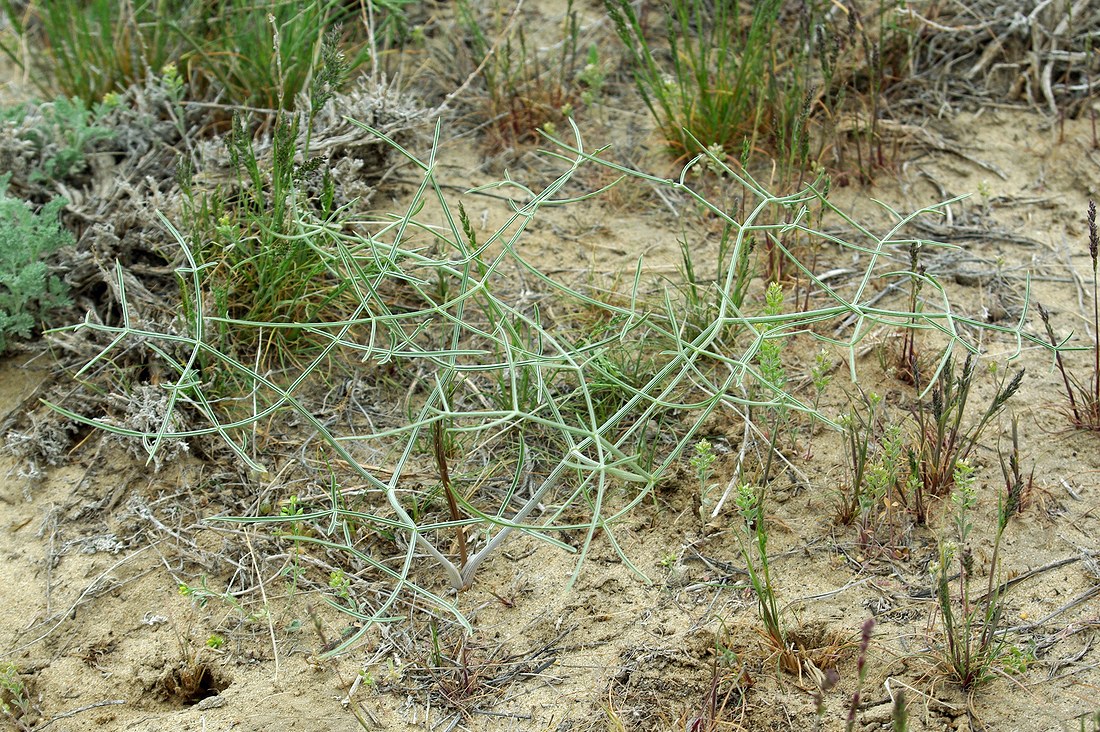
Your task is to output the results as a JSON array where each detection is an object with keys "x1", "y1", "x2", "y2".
[{"x1": 158, "y1": 662, "x2": 229, "y2": 706}]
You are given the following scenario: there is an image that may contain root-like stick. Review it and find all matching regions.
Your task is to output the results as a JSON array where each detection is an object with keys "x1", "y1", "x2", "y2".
[
  {"x1": 977, "y1": 551, "x2": 1094, "y2": 605},
  {"x1": 244, "y1": 529, "x2": 280, "y2": 683},
  {"x1": 433, "y1": 421, "x2": 468, "y2": 571}
]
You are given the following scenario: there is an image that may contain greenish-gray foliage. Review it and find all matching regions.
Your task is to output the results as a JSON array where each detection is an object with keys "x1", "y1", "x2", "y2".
[
  {"x1": 0, "y1": 175, "x2": 72, "y2": 352},
  {"x1": 1, "y1": 96, "x2": 115, "y2": 188},
  {"x1": 28, "y1": 96, "x2": 114, "y2": 181}
]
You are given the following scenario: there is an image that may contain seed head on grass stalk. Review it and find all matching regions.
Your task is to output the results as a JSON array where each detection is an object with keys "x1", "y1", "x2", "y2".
[
  {"x1": 897, "y1": 242, "x2": 925, "y2": 385},
  {"x1": 981, "y1": 413, "x2": 1030, "y2": 640},
  {"x1": 1091, "y1": 198, "x2": 1099, "y2": 416},
  {"x1": 891, "y1": 690, "x2": 908, "y2": 731},
  {"x1": 1037, "y1": 199, "x2": 1100, "y2": 429},
  {"x1": 845, "y1": 618, "x2": 875, "y2": 732}
]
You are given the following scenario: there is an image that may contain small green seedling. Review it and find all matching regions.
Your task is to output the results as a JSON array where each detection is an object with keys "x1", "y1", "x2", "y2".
[
  {"x1": 690, "y1": 439, "x2": 718, "y2": 518},
  {"x1": 733, "y1": 483, "x2": 789, "y2": 671},
  {"x1": 931, "y1": 461, "x2": 1012, "y2": 688},
  {"x1": 329, "y1": 570, "x2": 352, "y2": 602},
  {"x1": 0, "y1": 662, "x2": 32, "y2": 729}
]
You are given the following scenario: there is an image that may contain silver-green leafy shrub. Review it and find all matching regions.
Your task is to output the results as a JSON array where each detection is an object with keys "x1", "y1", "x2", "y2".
[
  {"x1": 0, "y1": 96, "x2": 115, "y2": 190},
  {"x1": 0, "y1": 175, "x2": 72, "y2": 352}
]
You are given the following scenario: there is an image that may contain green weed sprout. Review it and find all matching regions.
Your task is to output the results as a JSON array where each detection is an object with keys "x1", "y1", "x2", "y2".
[
  {"x1": 577, "y1": 44, "x2": 606, "y2": 107},
  {"x1": 838, "y1": 392, "x2": 882, "y2": 524},
  {"x1": 854, "y1": 421, "x2": 906, "y2": 558},
  {"x1": 329, "y1": 570, "x2": 352, "y2": 602},
  {"x1": 690, "y1": 439, "x2": 717, "y2": 517},
  {"x1": 0, "y1": 662, "x2": 32, "y2": 729},
  {"x1": 808, "y1": 349, "x2": 832, "y2": 413},
  {"x1": 733, "y1": 483, "x2": 791, "y2": 671},
  {"x1": 50, "y1": 120, "x2": 1045, "y2": 651},
  {"x1": 280, "y1": 495, "x2": 306, "y2": 596},
  {"x1": 178, "y1": 577, "x2": 263, "y2": 623},
  {"x1": 838, "y1": 391, "x2": 906, "y2": 550},
  {"x1": 757, "y1": 283, "x2": 788, "y2": 393},
  {"x1": 931, "y1": 461, "x2": 1012, "y2": 688}
]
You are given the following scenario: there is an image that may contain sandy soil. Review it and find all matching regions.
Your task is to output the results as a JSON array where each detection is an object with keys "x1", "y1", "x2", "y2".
[{"x1": 2, "y1": 7, "x2": 1100, "y2": 732}]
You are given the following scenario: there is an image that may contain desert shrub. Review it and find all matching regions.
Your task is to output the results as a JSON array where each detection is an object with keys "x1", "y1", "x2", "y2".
[
  {"x1": 0, "y1": 96, "x2": 116, "y2": 194},
  {"x1": 0, "y1": 176, "x2": 72, "y2": 352}
]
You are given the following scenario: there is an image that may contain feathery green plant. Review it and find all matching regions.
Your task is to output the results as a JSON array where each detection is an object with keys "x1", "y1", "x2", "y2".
[
  {"x1": 756, "y1": 282, "x2": 788, "y2": 396},
  {"x1": 0, "y1": 95, "x2": 117, "y2": 196},
  {"x1": 21, "y1": 96, "x2": 116, "y2": 182},
  {"x1": 690, "y1": 438, "x2": 717, "y2": 518},
  {"x1": 0, "y1": 177, "x2": 72, "y2": 353}
]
